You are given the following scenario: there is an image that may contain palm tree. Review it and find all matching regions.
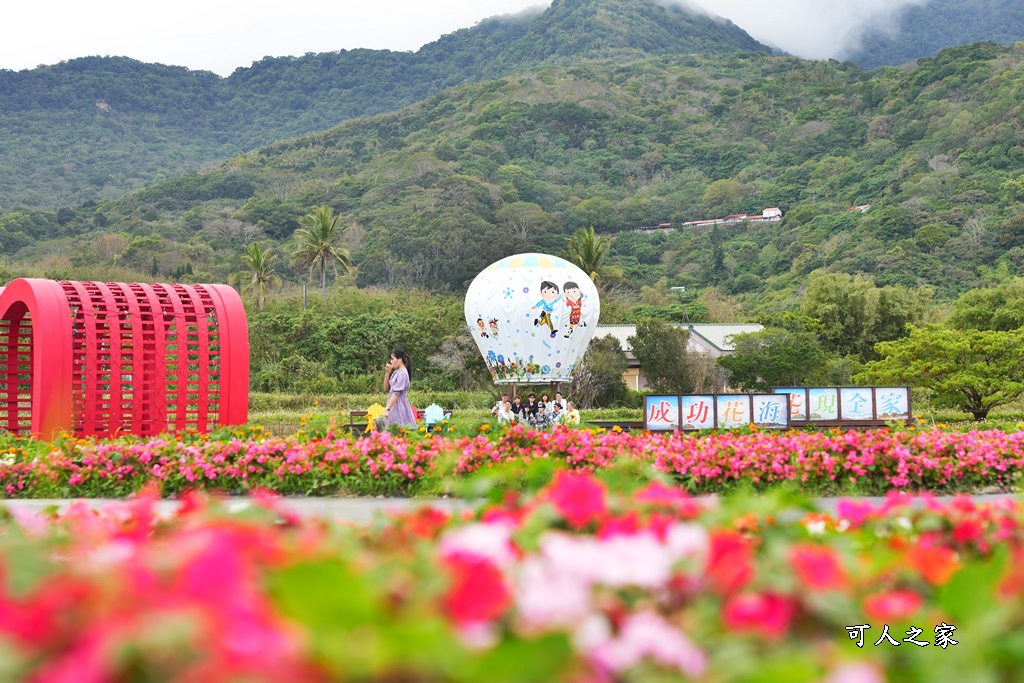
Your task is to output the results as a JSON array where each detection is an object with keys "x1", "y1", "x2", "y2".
[
  {"x1": 564, "y1": 226, "x2": 622, "y2": 285},
  {"x1": 228, "y1": 241, "x2": 281, "y2": 311},
  {"x1": 290, "y1": 206, "x2": 353, "y2": 306}
]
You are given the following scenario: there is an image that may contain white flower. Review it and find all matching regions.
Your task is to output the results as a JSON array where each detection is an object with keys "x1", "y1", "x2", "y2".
[
  {"x1": 805, "y1": 519, "x2": 827, "y2": 536},
  {"x1": 439, "y1": 522, "x2": 516, "y2": 568}
]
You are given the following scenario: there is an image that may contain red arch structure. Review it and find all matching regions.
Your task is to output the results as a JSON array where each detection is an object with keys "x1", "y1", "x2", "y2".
[{"x1": 0, "y1": 279, "x2": 249, "y2": 439}]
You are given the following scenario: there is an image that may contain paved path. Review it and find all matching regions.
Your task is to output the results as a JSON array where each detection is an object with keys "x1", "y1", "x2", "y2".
[{"x1": 3, "y1": 494, "x2": 1021, "y2": 524}]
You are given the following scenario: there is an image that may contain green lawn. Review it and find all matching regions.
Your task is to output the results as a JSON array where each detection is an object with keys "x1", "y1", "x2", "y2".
[{"x1": 246, "y1": 391, "x2": 1024, "y2": 435}]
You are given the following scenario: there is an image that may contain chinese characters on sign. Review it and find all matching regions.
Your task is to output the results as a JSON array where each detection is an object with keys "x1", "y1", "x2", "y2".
[
  {"x1": 717, "y1": 395, "x2": 748, "y2": 428},
  {"x1": 876, "y1": 387, "x2": 910, "y2": 420},
  {"x1": 752, "y1": 394, "x2": 788, "y2": 428},
  {"x1": 775, "y1": 387, "x2": 806, "y2": 420},
  {"x1": 808, "y1": 388, "x2": 839, "y2": 420},
  {"x1": 644, "y1": 396, "x2": 679, "y2": 431},
  {"x1": 643, "y1": 395, "x2": 791, "y2": 431},
  {"x1": 773, "y1": 387, "x2": 912, "y2": 425},
  {"x1": 839, "y1": 387, "x2": 872, "y2": 420},
  {"x1": 680, "y1": 395, "x2": 714, "y2": 429},
  {"x1": 846, "y1": 623, "x2": 958, "y2": 649}
]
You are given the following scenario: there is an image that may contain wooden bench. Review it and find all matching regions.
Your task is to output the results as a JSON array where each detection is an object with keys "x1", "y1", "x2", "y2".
[{"x1": 346, "y1": 406, "x2": 426, "y2": 435}]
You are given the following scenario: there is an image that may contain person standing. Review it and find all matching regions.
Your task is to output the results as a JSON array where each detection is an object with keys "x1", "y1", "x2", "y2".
[
  {"x1": 492, "y1": 394, "x2": 510, "y2": 418},
  {"x1": 553, "y1": 392, "x2": 567, "y2": 412},
  {"x1": 382, "y1": 348, "x2": 417, "y2": 428}
]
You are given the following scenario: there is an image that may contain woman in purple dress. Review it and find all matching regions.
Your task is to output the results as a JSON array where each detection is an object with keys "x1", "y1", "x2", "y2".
[{"x1": 382, "y1": 348, "x2": 417, "y2": 428}]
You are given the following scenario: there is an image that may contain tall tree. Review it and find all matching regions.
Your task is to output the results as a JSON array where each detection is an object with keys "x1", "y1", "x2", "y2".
[
  {"x1": 290, "y1": 206, "x2": 353, "y2": 306},
  {"x1": 718, "y1": 327, "x2": 826, "y2": 392},
  {"x1": 856, "y1": 325, "x2": 1024, "y2": 420},
  {"x1": 571, "y1": 335, "x2": 630, "y2": 408},
  {"x1": 564, "y1": 226, "x2": 622, "y2": 285},
  {"x1": 229, "y1": 241, "x2": 281, "y2": 311},
  {"x1": 628, "y1": 319, "x2": 693, "y2": 394},
  {"x1": 948, "y1": 278, "x2": 1024, "y2": 331}
]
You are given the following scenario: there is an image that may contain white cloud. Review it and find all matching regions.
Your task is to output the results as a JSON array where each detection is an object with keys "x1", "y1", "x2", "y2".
[
  {"x1": 1, "y1": 0, "x2": 931, "y2": 77},
  {"x1": 682, "y1": 0, "x2": 931, "y2": 59},
  {"x1": 1, "y1": 0, "x2": 550, "y2": 76}
]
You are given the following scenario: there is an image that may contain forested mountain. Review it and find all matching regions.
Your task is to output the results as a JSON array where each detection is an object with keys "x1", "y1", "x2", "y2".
[
  {"x1": 5, "y1": 42, "x2": 1024, "y2": 314},
  {"x1": 846, "y1": 0, "x2": 1024, "y2": 69},
  {"x1": 0, "y1": 0, "x2": 766, "y2": 211}
]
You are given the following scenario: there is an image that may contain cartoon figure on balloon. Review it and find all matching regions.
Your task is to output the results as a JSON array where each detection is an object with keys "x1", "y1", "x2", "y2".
[
  {"x1": 463, "y1": 252, "x2": 602, "y2": 386},
  {"x1": 531, "y1": 281, "x2": 561, "y2": 338},
  {"x1": 562, "y1": 281, "x2": 587, "y2": 338}
]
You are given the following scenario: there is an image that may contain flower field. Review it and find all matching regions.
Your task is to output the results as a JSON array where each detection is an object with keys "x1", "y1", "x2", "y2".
[
  {"x1": 1, "y1": 472, "x2": 1022, "y2": 681},
  {"x1": 2, "y1": 425, "x2": 1024, "y2": 498}
]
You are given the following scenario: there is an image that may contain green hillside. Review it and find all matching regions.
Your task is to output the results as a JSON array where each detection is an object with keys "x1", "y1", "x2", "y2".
[
  {"x1": 847, "y1": 0, "x2": 1024, "y2": 69},
  {"x1": 0, "y1": 0, "x2": 766, "y2": 211},
  {"x1": 4, "y1": 42, "x2": 1024, "y2": 313}
]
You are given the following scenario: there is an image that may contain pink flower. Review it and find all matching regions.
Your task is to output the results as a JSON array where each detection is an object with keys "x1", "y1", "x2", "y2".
[
  {"x1": 588, "y1": 611, "x2": 706, "y2": 678},
  {"x1": 548, "y1": 471, "x2": 607, "y2": 529},
  {"x1": 635, "y1": 480, "x2": 690, "y2": 507},
  {"x1": 790, "y1": 544, "x2": 846, "y2": 591},
  {"x1": 723, "y1": 592, "x2": 797, "y2": 639},
  {"x1": 515, "y1": 555, "x2": 593, "y2": 628},
  {"x1": 863, "y1": 589, "x2": 923, "y2": 621},
  {"x1": 835, "y1": 499, "x2": 875, "y2": 527},
  {"x1": 824, "y1": 661, "x2": 884, "y2": 683}
]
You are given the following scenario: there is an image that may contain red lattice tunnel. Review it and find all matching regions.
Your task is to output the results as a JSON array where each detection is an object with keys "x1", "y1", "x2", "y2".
[{"x1": 0, "y1": 279, "x2": 249, "y2": 439}]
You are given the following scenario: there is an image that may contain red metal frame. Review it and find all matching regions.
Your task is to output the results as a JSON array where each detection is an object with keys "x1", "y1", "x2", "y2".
[{"x1": 0, "y1": 278, "x2": 248, "y2": 439}]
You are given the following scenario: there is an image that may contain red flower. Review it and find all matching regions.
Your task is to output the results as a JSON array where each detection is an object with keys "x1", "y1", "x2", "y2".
[
  {"x1": 706, "y1": 530, "x2": 754, "y2": 595},
  {"x1": 548, "y1": 471, "x2": 608, "y2": 529},
  {"x1": 952, "y1": 518, "x2": 984, "y2": 546},
  {"x1": 723, "y1": 592, "x2": 796, "y2": 639},
  {"x1": 790, "y1": 544, "x2": 846, "y2": 591},
  {"x1": 863, "y1": 589, "x2": 923, "y2": 621},
  {"x1": 599, "y1": 512, "x2": 641, "y2": 539},
  {"x1": 401, "y1": 507, "x2": 452, "y2": 540},
  {"x1": 999, "y1": 546, "x2": 1024, "y2": 598},
  {"x1": 907, "y1": 545, "x2": 960, "y2": 585},
  {"x1": 441, "y1": 555, "x2": 510, "y2": 626}
]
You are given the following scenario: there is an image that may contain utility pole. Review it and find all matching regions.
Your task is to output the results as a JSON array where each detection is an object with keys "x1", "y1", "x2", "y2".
[{"x1": 670, "y1": 286, "x2": 688, "y2": 322}]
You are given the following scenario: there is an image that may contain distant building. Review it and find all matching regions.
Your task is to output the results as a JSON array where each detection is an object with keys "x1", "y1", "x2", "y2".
[
  {"x1": 594, "y1": 323, "x2": 764, "y2": 391},
  {"x1": 634, "y1": 224, "x2": 675, "y2": 235},
  {"x1": 635, "y1": 209, "x2": 784, "y2": 234},
  {"x1": 682, "y1": 207, "x2": 783, "y2": 229}
]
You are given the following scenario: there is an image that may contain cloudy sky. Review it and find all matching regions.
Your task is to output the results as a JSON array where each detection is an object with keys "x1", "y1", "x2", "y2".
[{"x1": 3, "y1": 0, "x2": 928, "y2": 77}]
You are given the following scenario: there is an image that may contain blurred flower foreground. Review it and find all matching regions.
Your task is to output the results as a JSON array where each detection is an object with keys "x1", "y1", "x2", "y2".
[{"x1": 1, "y1": 470, "x2": 1022, "y2": 682}]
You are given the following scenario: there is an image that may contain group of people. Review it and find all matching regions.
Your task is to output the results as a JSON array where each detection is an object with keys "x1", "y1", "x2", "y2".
[
  {"x1": 491, "y1": 391, "x2": 581, "y2": 429},
  {"x1": 381, "y1": 348, "x2": 584, "y2": 432}
]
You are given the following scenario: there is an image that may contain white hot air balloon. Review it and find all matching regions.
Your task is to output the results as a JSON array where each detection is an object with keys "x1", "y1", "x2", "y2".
[{"x1": 464, "y1": 253, "x2": 601, "y2": 384}]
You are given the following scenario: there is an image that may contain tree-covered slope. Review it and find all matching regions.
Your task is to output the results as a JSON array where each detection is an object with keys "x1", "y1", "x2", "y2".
[
  {"x1": 6, "y1": 42, "x2": 1024, "y2": 311},
  {"x1": 846, "y1": 0, "x2": 1024, "y2": 69},
  {"x1": 0, "y1": 0, "x2": 766, "y2": 211}
]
